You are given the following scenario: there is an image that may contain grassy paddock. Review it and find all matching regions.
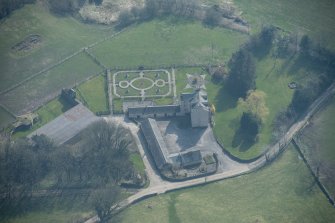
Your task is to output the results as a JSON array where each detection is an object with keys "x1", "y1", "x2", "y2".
[
  {"x1": 0, "y1": 107, "x2": 15, "y2": 129},
  {"x1": 235, "y1": 0, "x2": 335, "y2": 49},
  {"x1": 90, "y1": 18, "x2": 247, "y2": 68},
  {"x1": 0, "y1": 3, "x2": 113, "y2": 91},
  {"x1": 297, "y1": 95, "x2": 335, "y2": 198},
  {"x1": 76, "y1": 75, "x2": 109, "y2": 113},
  {"x1": 0, "y1": 52, "x2": 102, "y2": 115},
  {"x1": 117, "y1": 146, "x2": 335, "y2": 223}
]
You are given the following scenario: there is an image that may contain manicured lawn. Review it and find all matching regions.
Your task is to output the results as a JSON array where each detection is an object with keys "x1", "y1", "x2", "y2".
[
  {"x1": 115, "y1": 72, "x2": 139, "y2": 83},
  {"x1": 145, "y1": 86, "x2": 170, "y2": 96},
  {"x1": 116, "y1": 87, "x2": 141, "y2": 97},
  {"x1": 175, "y1": 67, "x2": 206, "y2": 95},
  {"x1": 143, "y1": 71, "x2": 169, "y2": 82},
  {"x1": 76, "y1": 75, "x2": 109, "y2": 113},
  {"x1": 90, "y1": 18, "x2": 247, "y2": 68},
  {"x1": 235, "y1": 0, "x2": 335, "y2": 49},
  {"x1": 131, "y1": 78, "x2": 154, "y2": 89},
  {"x1": 13, "y1": 97, "x2": 73, "y2": 138},
  {"x1": 117, "y1": 146, "x2": 335, "y2": 223},
  {"x1": 0, "y1": 3, "x2": 113, "y2": 92},
  {"x1": 0, "y1": 52, "x2": 102, "y2": 115}
]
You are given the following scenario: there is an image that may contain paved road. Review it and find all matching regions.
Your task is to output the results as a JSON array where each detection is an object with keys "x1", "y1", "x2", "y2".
[{"x1": 85, "y1": 82, "x2": 335, "y2": 223}]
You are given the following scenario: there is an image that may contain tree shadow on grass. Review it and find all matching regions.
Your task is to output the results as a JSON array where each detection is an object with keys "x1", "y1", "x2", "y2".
[
  {"x1": 252, "y1": 44, "x2": 272, "y2": 60},
  {"x1": 0, "y1": 192, "x2": 91, "y2": 221},
  {"x1": 232, "y1": 128, "x2": 256, "y2": 152},
  {"x1": 288, "y1": 53, "x2": 331, "y2": 75},
  {"x1": 57, "y1": 97, "x2": 75, "y2": 113},
  {"x1": 214, "y1": 85, "x2": 239, "y2": 112}
]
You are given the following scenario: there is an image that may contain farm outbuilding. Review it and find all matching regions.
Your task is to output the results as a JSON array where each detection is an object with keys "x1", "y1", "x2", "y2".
[
  {"x1": 128, "y1": 88, "x2": 210, "y2": 128},
  {"x1": 140, "y1": 118, "x2": 172, "y2": 170},
  {"x1": 128, "y1": 105, "x2": 181, "y2": 119}
]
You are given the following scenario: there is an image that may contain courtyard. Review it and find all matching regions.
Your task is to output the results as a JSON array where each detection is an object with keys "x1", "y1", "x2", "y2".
[{"x1": 155, "y1": 117, "x2": 241, "y2": 173}]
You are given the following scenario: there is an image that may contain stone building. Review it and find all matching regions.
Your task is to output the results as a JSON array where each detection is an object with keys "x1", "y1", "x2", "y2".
[
  {"x1": 180, "y1": 89, "x2": 210, "y2": 127},
  {"x1": 127, "y1": 89, "x2": 210, "y2": 128},
  {"x1": 140, "y1": 118, "x2": 203, "y2": 170},
  {"x1": 128, "y1": 105, "x2": 181, "y2": 119}
]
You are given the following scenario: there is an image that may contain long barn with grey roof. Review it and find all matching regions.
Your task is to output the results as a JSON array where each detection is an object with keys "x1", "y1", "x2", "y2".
[
  {"x1": 140, "y1": 118, "x2": 172, "y2": 170},
  {"x1": 128, "y1": 105, "x2": 181, "y2": 119},
  {"x1": 127, "y1": 89, "x2": 210, "y2": 128}
]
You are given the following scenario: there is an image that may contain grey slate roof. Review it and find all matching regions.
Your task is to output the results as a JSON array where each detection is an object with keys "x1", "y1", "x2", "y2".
[
  {"x1": 28, "y1": 103, "x2": 99, "y2": 145},
  {"x1": 128, "y1": 105, "x2": 180, "y2": 116},
  {"x1": 181, "y1": 89, "x2": 208, "y2": 107},
  {"x1": 180, "y1": 92, "x2": 194, "y2": 101},
  {"x1": 169, "y1": 149, "x2": 202, "y2": 168},
  {"x1": 140, "y1": 118, "x2": 171, "y2": 169},
  {"x1": 180, "y1": 150, "x2": 202, "y2": 167}
]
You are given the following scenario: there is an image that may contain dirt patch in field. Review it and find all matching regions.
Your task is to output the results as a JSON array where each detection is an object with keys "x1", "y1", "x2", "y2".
[{"x1": 11, "y1": 34, "x2": 42, "y2": 54}]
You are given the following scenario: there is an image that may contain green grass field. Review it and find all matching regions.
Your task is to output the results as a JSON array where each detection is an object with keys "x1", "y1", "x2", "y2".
[
  {"x1": 235, "y1": 0, "x2": 335, "y2": 49},
  {"x1": 0, "y1": 52, "x2": 102, "y2": 115},
  {"x1": 297, "y1": 95, "x2": 335, "y2": 199},
  {"x1": 130, "y1": 153, "x2": 146, "y2": 175},
  {"x1": 90, "y1": 18, "x2": 248, "y2": 68},
  {"x1": 117, "y1": 146, "x2": 335, "y2": 223},
  {"x1": 13, "y1": 97, "x2": 73, "y2": 138},
  {"x1": 76, "y1": 75, "x2": 109, "y2": 113},
  {"x1": 0, "y1": 3, "x2": 113, "y2": 92},
  {"x1": 307, "y1": 96, "x2": 335, "y2": 161},
  {"x1": 207, "y1": 35, "x2": 333, "y2": 160},
  {"x1": 0, "y1": 107, "x2": 15, "y2": 129},
  {"x1": 0, "y1": 192, "x2": 93, "y2": 223}
]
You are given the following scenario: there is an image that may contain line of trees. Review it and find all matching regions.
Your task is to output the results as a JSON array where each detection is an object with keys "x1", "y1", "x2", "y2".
[
  {"x1": 288, "y1": 35, "x2": 335, "y2": 114},
  {"x1": 223, "y1": 26, "x2": 275, "y2": 147},
  {"x1": 117, "y1": 0, "x2": 199, "y2": 29},
  {"x1": 1, "y1": 120, "x2": 145, "y2": 222},
  {"x1": 272, "y1": 35, "x2": 335, "y2": 141},
  {"x1": 0, "y1": 0, "x2": 35, "y2": 19},
  {"x1": 226, "y1": 48, "x2": 256, "y2": 99},
  {"x1": 116, "y1": 0, "x2": 247, "y2": 31},
  {"x1": 225, "y1": 26, "x2": 276, "y2": 99},
  {"x1": 47, "y1": 0, "x2": 86, "y2": 14},
  {"x1": 0, "y1": 120, "x2": 138, "y2": 202}
]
